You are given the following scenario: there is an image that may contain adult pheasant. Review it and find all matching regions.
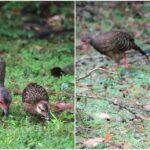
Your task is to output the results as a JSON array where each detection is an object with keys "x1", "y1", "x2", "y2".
[
  {"x1": 22, "y1": 83, "x2": 50, "y2": 119},
  {"x1": 0, "y1": 58, "x2": 12, "y2": 116},
  {"x1": 81, "y1": 31, "x2": 149, "y2": 67}
]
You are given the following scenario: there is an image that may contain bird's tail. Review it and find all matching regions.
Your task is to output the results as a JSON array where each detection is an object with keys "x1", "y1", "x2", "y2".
[{"x1": 132, "y1": 43, "x2": 149, "y2": 63}]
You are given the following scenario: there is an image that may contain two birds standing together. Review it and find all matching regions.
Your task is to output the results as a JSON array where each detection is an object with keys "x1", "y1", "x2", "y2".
[{"x1": 0, "y1": 58, "x2": 50, "y2": 119}]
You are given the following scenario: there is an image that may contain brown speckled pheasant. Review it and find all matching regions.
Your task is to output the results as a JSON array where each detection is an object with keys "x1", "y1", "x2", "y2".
[
  {"x1": 22, "y1": 83, "x2": 50, "y2": 119},
  {"x1": 0, "y1": 58, "x2": 12, "y2": 116},
  {"x1": 81, "y1": 31, "x2": 149, "y2": 67}
]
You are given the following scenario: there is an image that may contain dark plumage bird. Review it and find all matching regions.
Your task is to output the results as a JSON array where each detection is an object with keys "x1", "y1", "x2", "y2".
[
  {"x1": 22, "y1": 83, "x2": 50, "y2": 119},
  {"x1": 0, "y1": 58, "x2": 12, "y2": 116},
  {"x1": 81, "y1": 31, "x2": 149, "y2": 67},
  {"x1": 51, "y1": 64, "x2": 74, "y2": 78}
]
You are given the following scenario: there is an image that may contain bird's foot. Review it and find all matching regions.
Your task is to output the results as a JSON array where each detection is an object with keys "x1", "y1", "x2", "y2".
[
  {"x1": 113, "y1": 64, "x2": 119, "y2": 71},
  {"x1": 124, "y1": 63, "x2": 130, "y2": 69}
]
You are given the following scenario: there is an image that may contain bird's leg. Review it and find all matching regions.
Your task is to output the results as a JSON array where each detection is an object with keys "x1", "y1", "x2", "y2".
[
  {"x1": 114, "y1": 63, "x2": 119, "y2": 71},
  {"x1": 113, "y1": 50, "x2": 119, "y2": 71},
  {"x1": 123, "y1": 51, "x2": 129, "y2": 68}
]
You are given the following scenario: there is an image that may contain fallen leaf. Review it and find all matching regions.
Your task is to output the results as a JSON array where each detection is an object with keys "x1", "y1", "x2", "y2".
[
  {"x1": 35, "y1": 45, "x2": 44, "y2": 51},
  {"x1": 13, "y1": 89, "x2": 22, "y2": 95},
  {"x1": 11, "y1": 100, "x2": 18, "y2": 105},
  {"x1": 81, "y1": 23, "x2": 88, "y2": 30},
  {"x1": 83, "y1": 136, "x2": 103, "y2": 148},
  {"x1": 143, "y1": 104, "x2": 150, "y2": 112},
  {"x1": 95, "y1": 112, "x2": 111, "y2": 120},
  {"x1": 138, "y1": 125, "x2": 145, "y2": 131},
  {"x1": 132, "y1": 29, "x2": 143, "y2": 38},
  {"x1": 141, "y1": 22, "x2": 150, "y2": 27},
  {"x1": 54, "y1": 102, "x2": 74, "y2": 111},
  {"x1": 105, "y1": 133, "x2": 112, "y2": 142},
  {"x1": 47, "y1": 15, "x2": 65, "y2": 30},
  {"x1": 12, "y1": 8, "x2": 21, "y2": 15},
  {"x1": 121, "y1": 142, "x2": 131, "y2": 149}
]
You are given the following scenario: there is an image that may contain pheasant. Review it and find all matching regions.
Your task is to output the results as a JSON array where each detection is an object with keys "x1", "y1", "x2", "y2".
[
  {"x1": 22, "y1": 83, "x2": 50, "y2": 119},
  {"x1": 81, "y1": 31, "x2": 149, "y2": 68},
  {"x1": 0, "y1": 58, "x2": 12, "y2": 116}
]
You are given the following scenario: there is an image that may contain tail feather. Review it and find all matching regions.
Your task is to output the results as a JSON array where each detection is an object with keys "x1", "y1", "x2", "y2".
[{"x1": 132, "y1": 43, "x2": 149, "y2": 63}]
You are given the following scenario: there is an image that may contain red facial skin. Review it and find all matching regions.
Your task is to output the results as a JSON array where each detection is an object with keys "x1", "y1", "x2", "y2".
[
  {"x1": 80, "y1": 40, "x2": 91, "y2": 51},
  {"x1": 0, "y1": 99, "x2": 9, "y2": 115}
]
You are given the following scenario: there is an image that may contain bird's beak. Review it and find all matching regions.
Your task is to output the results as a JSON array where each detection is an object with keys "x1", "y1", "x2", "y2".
[{"x1": 44, "y1": 111, "x2": 51, "y2": 121}]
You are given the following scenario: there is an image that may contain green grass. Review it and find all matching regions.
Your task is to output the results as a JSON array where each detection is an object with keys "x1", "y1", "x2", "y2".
[
  {"x1": 76, "y1": 1, "x2": 150, "y2": 149},
  {"x1": 0, "y1": 3, "x2": 74, "y2": 149}
]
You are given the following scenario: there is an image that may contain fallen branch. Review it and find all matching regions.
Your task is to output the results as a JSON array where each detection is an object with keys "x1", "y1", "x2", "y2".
[
  {"x1": 77, "y1": 93, "x2": 104, "y2": 100},
  {"x1": 76, "y1": 67, "x2": 117, "y2": 81}
]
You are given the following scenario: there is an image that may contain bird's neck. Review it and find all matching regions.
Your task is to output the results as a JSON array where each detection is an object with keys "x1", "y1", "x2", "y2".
[
  {"x1": 0, "y1": 62, "x2": 5, "y2": 87},
  {"x1": 23, "y1": 102, "x2": 37, "y2": 115}
]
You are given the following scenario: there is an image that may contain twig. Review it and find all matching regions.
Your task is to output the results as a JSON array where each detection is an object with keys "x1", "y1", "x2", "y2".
[
  {"x1": 76, "y1": 67, "x2": 117, "y2": 81},
  {"x1": 77, "y1": 93, "x2": 104, "y2": 100}
]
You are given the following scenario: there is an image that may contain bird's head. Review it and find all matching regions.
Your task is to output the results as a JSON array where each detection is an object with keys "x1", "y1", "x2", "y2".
[
  {"x1": 0, "y1": 99, "x2": 9, "y2": 116},
  {"x1": 81, "y1": 34, "x2": 91, "y2": 44},
  {"x1": 80, "y1": 34, "x2": 92, "y2": 51},
  {"x1": 36, "y1": 101, "x2": 50, "y2": 120}
]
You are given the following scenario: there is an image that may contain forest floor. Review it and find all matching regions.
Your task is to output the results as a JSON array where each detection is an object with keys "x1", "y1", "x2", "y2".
[
  {"x1": 76, "y1": 2, "x2": 150, "y2": 149},
  {"x1": 0, "y1": 3, "x2": 74, "y2": 149}
]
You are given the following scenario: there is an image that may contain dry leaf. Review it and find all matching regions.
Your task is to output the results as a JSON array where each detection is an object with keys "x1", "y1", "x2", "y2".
[
  {"x1": 54, "y1": 102, "x2": 74, "y2": 111},
  {"x1": 83, "y1": 137, "x2": 103, "y2": 148},
  {"x1": 141, "y1": 22, "x2": 150, "y2": 27},
  {"x1": 121, "y1": 142, "x2": 131, "y2": 149},
  {"x1": 95, "y1": 112, "x2": 111, "y2": 120},
  {"x1": 35, "y1": 45, "x2": 44, "y2": 51},
  {"x1": 11, "y1": 100, "x2": 18, "y2": 105},
  {"x1": 12, "y1": 8, "x2": 21, "y2": 15},
  {"x1": 13, "y1": 89, "x2": 22, "y2": 95},
  {"x1": 105, "y1": 133, "x2": 112, "y2": 142}
]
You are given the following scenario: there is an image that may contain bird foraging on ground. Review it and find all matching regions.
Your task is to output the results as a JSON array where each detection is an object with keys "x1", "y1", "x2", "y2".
[
  {"x1": 0, "y1": 58, "x2": 12, "y2": 116},
  {"x1": 81, "y1": 31, "x2": 149, "y2": 68},
  {"x1": 22, "y1": 83, "x2": 50, "y2": 120}
]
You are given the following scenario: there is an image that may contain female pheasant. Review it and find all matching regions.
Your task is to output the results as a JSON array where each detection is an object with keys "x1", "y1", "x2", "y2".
[
  {"x1": 22, "y1": 83, "x2": 50, "y2": 119},
  {"x1": 0, "y1": 58, "x2": 12, "y2": 116},
  {"x1": 81, "y1": 31, "x2": 149, "y2": 67}
]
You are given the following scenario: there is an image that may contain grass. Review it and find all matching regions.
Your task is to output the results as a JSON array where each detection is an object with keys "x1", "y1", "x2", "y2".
[
  {"x1": 0, "y1": 2, "x2": 74, "y2": 149},
  {"x1": 76, "y1": 1, "x2": 150, "y2": 149}
]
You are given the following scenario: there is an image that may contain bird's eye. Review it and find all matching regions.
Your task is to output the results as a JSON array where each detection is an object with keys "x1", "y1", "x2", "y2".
[{"x1": 39, "y1": 107, "x2": 45, "y2": 112}]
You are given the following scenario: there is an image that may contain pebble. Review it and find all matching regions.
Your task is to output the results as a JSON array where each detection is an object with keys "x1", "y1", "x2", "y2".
[{"x1": 143, "y1": 104, "x2": 150, "y2": 112}]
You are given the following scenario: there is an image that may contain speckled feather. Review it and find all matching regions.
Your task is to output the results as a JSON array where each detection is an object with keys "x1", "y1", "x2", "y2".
[
  {"x1": 90, "y1": 31, "x2": 134, "y2": 53},
  {"x1": 22, "y1": 83, "x2": 49, "y2": 104},
  {"x1": 88, "y1": 31, "x2": 149, "y2": 62}
]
